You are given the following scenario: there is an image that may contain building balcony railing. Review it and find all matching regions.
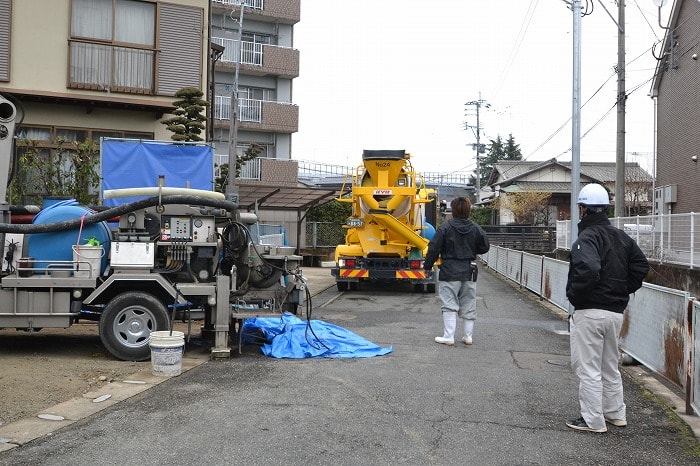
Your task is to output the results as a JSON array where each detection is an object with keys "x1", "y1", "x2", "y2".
[
  {"x1": 213, "y1": 156, "x2": 298, "y2": 186},
  {"x1": 68, "y1": 40, "x2": 154, "y2": 94},
  {"x1": 211, "y1": 0, "x2": 300, "y2": 24},
  {"x1": 212, "y1": 0, "x2": 263, "y2": 10},
  {"x1": 214, "y1": 153, "x2": 261, "y2": 180},
  {"x1": 212, "y1": 37, "x2": 299, "y2": 78},
  {"x1": 214, "y1": 96, "x2": 298, "y2": 133}
]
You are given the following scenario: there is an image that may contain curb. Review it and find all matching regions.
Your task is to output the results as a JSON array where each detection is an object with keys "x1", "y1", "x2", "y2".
[{"x1": 0, "y1": 350, "x2": 210, "y2": 452}]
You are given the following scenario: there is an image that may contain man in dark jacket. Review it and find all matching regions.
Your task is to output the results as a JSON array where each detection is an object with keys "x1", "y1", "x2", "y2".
[
  {"x1": 424, "y1": 197, "x2": 490, "y2": 346},
  {"x1": 565, "y1": 183, "x2": 649, "y2": 433}
]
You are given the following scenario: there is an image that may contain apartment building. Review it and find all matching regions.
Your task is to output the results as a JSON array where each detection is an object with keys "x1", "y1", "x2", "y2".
[
  {"x1": 0, "y1": 0, "x2": 208, "y2": 149},
  {"x1": 209, "y1": 0, "x2": 299, "y2": 174},
  {"x1": 650, "y1": 0, "x2": 700, "y2": 214}
]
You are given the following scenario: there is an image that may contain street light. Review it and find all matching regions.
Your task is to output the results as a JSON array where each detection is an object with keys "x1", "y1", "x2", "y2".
[{"x1": 209, "y1": 42, "x2": 225, "y2": 143}]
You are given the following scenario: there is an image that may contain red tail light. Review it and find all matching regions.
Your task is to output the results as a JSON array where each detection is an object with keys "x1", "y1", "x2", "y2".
[
  {"x1": 345, "y1": 259, "x2": 356, "y2": 268},
  {"x1": 409, "y1": 260, "x2": 422, "y2": 269}
]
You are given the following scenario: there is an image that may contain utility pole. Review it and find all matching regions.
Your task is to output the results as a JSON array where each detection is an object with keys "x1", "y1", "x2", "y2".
[
  {"x1": 465, "y1": 95, "x2": 489, "y2": 200},
  {"x1": 570, "y1": 0, "x2": 582, "y2": 247},
  {"x1": 592, "y1": 0, "x2": 626, "y2": 217},
  {"x1": 614, "y1": 0, "x2": 626, "y2": 218},
  {"x1": 226, "y1": 2, "x2": 245, "y2": 206}
]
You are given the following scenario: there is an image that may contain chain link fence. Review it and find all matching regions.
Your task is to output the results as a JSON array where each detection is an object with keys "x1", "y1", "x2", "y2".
[{"x1": 305, "y1": 222, "x2": 345, "y2": 248}]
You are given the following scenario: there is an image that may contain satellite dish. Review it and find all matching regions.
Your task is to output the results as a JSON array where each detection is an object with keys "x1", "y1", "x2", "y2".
[{"x1": 652, "y1": 0, "x2": 667, "y2": 6}]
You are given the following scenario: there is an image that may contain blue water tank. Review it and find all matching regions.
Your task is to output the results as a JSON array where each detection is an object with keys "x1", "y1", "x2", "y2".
[
  {"x1": 27, "y1": 199, "x2": 111, "y2": 275},
  {"x1": 422, "y1": 219, "x2": 436, "y2": 240}
]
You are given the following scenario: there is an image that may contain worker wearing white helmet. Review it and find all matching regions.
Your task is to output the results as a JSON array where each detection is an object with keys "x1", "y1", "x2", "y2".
[{"x1": 565, "y1": 183, "x2": 649, "y2": 433}]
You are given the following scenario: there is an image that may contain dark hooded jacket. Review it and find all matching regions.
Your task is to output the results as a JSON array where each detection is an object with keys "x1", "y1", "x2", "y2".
[
  {"x1": 424, "y1": 218, "x2": 490, "y2": 282},
  {"x1": 566, "y1": 212, "x2": 649, "y2": 313}
]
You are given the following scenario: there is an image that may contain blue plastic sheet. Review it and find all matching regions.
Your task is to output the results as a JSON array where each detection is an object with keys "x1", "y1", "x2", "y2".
[
  {"x1": 101, "y1": 139, "x2": 214, "y2": 206},
  {"x1": 241, "y1": 313, "x2": 393, "y2": 359}
]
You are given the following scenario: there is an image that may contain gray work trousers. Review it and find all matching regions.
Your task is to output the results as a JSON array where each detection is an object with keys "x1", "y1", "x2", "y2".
[
  {"x1": 570, "y1": 308, "x2": 626, "y2": 430},
  {"x1": 438, "y1": 280, "x2": 477, "y2": 320}
]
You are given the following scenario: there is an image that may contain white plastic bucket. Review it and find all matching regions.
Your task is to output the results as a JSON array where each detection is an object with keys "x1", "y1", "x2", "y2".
[
  {"x1": 72, "y1": 245, "x2": 104, "y2": 278},
  {"x1": 149, "y1": 331, "x2": 185, "y2": 376}
]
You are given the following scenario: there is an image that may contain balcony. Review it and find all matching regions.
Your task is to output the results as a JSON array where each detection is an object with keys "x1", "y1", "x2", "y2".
[
  {"x1": 214, "y1": 96, "x2": 298, "y2": 133},
  {"x1": 212, "y1": 38, "x2": 299, "y2": 79},
  {"x1": 68, "y1": 40, "x2": 154, "y2": 94},
  {"x1": 213, "y1": 156, "x2": 299, "y2": 187},
  {"x1": 211, "y1": 0, "x2": 300, "y2": 25}
]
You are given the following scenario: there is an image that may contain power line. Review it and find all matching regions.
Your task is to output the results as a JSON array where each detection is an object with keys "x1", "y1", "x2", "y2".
[{"x1": 490, "y1": 0, "x2": 539, "y2": 101}]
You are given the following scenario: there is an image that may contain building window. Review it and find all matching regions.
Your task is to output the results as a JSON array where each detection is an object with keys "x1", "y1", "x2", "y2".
[
  {"x1": 69, "y1": 0, "x2": 156, "y2": 94},
  {"x1": 11, "y1": 126, "x2": 153, "y2": 204}
]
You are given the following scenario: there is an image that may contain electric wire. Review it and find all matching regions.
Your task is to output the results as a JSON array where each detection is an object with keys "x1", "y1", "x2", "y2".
[
  {"x1": 489, "y1": 0, "x2": 539, "y2": 102},
  {"x1": 496, "y1": 11, "x2": 662, "y2": 183}
]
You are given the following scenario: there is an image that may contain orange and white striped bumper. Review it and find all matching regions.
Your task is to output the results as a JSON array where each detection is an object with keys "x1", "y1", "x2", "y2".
[
  {"x1": 395, "y1": 270, "x2": 427, "y2": 279},
  {"x1": 339, "y1": 269, "x2": 369, "y2": 279}
]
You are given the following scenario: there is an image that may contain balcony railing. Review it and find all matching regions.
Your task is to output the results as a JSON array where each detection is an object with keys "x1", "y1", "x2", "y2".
[
  {"x1": 215, "y1": 96, "x2": 262, "y2": 122},
  {"x1": 212, "y1": 38, "x2": 263, "y2": 66},
  {"x1": 68, "y1": 40, "x2": 154, "y2": 94},
  {"x1": 212, "y1": 0, "x2": 263, "y2": 9},
  {"x1": 214, "y1": 154, "x2": 261, "y2": 180}
]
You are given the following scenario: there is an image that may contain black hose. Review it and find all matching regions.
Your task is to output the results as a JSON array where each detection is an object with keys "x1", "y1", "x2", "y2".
[{"x1": 0, "y1": 195, "x2": 237, "y2": 233}]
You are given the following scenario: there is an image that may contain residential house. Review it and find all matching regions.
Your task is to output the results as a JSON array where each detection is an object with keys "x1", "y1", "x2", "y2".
[
  {"x1": 485, "y1": 159, "x2": 653, "y2": 225},
  {"x1": 650, "y1": 0, "x2": 700, "y2": 214},
  {"x1": 0, "y1": 0, "x2": 330, "y2": 249},
  {"x1": 0, "y1": 0, "x2": 208, "y2": 166}
]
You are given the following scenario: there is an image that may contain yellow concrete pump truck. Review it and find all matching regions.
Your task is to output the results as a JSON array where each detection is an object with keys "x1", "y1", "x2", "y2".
[{"x1": 331, "y1": 150, "x2": 438, "y2": 292}]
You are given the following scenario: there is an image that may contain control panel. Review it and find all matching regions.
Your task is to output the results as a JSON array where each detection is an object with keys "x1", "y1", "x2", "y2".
[
  {"x1": 161, "y1": 216, "x2": 192, "y2": 241},
  {"x1": 159, "y1": 215, "x2": 216, "y2": 243}
]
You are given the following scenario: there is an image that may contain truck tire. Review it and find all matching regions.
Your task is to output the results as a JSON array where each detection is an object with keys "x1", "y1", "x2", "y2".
[
  {"x1": 99, "y1": 291, "x2": 169, "y2": 361},
  {"x1": 337, "y1": 281, "x2": 349, "y2": 292}
]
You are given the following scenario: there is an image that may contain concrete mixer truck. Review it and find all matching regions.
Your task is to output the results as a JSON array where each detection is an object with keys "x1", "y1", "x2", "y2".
[{"x1": 331, "y1": 150, "x2": 438, "y2": 292}]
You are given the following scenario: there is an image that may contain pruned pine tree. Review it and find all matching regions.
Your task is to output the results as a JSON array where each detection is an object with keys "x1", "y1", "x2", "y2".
[{"x1": 161, "y1": 87, "x2": 209, "y2": 142}]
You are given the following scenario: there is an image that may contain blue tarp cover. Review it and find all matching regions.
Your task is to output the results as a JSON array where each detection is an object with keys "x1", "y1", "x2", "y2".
[
  {"x1": 241, "y1": 313, "x2": 393, "y2": 359},
  {"x1": 101, "y1": 139, "x2": 214, "y2": 206}
]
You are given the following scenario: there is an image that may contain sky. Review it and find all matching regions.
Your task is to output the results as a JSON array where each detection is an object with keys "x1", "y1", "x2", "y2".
[{"x1": 291, "y1": 0, "x2": 671, "y2": 177}]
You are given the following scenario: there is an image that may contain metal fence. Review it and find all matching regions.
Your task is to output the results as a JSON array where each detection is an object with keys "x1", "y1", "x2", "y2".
[
  {"x1": 305, "y1": 221, "x2": 345, "y2": 248},
  {"x1": 557, "y1": 212, "x2": 700, "y2": 269},
  {"x1": 482, "y1": 225, "x2": 556, "y2": 253},
  {"x1": 482, "y1": 245, "x2": 700, "y2": 416}
]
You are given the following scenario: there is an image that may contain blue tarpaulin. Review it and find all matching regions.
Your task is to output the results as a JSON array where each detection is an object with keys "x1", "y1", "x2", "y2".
[
  {"x1": 101, "y1": 139, "x2": 214, "y2": 206},
  {"x1": 241, "y1": 313, "x2": 393, "y2": 359}
]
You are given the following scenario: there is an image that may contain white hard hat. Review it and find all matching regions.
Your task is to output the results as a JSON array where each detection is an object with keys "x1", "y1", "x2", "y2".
[{"x1": 577, "y1": 183, "x2": 610, "y2": 206}]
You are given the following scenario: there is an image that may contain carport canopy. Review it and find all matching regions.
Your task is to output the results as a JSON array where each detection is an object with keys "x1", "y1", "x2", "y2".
[
  {"x1": 236, "y1": 185, "x2": 337, "y2": 212},
  {"x1": 235, "y1": 185, "x2": 339, "y2": 255}
]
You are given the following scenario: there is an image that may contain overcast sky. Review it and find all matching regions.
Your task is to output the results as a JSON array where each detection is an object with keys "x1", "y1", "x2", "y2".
[{"x1": 291, "y1": 0, "x2": 670, "y2": 176}]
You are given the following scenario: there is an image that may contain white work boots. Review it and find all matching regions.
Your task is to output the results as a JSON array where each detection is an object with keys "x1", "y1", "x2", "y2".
[{"x1": 435, "y1": 312, "x2": 474, "y2": 346}]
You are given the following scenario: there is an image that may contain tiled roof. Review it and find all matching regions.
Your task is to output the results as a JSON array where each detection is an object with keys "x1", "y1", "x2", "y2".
[{"x1": 490, "y1": 159, "x2": 651, "y2": 187}]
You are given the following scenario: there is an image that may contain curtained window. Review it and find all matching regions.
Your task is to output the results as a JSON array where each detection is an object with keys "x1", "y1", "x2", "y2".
[{"x1": 70, "y1": 0, "x2": 155, "y2": 92}]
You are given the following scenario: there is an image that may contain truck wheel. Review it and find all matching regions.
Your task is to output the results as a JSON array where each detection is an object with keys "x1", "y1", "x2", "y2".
[
  {"x1": 99, "y1": 292, "x2": 169, "y2": 361},
  {"x1": 337, "y1": 281, "x2": 349, "y2": 292},
  {"x1": 426, "y1": 283, "x2": 436, "y2": 293},
  {"x1": 349, "y1": 282, "x2": 358, "y2": 291}
]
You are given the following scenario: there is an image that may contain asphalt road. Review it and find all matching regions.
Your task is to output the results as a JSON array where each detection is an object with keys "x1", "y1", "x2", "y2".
[{"x1": 1, "y1": 267, "x2": 699, "y2": 465}]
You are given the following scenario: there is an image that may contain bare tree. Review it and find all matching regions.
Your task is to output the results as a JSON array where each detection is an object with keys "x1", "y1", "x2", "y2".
[{"x1": 496, "y1": 191, "x2": 552, "y2": 225}]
